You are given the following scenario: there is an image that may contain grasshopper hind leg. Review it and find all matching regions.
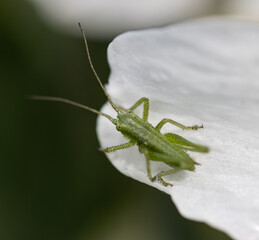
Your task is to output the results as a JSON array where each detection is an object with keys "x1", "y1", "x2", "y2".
[
  {"x1": 144, "y1": 152, "x2": 175, "y2": 187},
  {"x1": 144, "y1": 152, "x2": 153, "y2": 182},
  {"x1": 164, "y1": 133, "x2": 209, "y2": 153},
  {"x1": 153, "y1": 168, "x2": 181, "y2": 187}
]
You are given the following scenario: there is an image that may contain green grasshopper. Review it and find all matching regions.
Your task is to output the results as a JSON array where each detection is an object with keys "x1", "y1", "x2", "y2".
[{"x1": 30, "y1": 23, "x2": 209, "y2": 187}]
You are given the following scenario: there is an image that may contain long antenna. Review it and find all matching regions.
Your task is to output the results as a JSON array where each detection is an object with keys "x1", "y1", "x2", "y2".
[
  {"x1": 78, "y1": 22, "x2": 118, "y2": 112},
  {"x1": 28, "y1": 95, "x2": 115, "y2": 122}
]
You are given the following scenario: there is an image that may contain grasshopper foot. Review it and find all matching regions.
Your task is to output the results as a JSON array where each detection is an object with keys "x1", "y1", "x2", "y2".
[
  {"x1": 158, "y1": 177, "x2": 173, "y2": 187},
  {"x1": 151, "y1": 175, "x2": 173, "y2": 187},
  {"x1": 191, "y1": 124, "x2": 204, "y2": 130},
  {"x1": 151, "y1": 176, "x2": 156, "y2": 182}
]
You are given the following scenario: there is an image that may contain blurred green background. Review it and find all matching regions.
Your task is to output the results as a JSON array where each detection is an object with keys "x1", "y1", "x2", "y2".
[{"x1": 0, "y1": 0, "x2": 232, "y2": 239}]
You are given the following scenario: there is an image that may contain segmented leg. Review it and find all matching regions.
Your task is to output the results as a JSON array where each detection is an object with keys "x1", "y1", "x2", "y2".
[
  {"x1": 144, "y1": 153, "x2": 153, "y2": 182},
  {"x1": 101, "y1": 141, "x2": 135, "y2": 153},
  {"x1": 129, "y1": 97, "x2": 149, "y2": 121},
  {"x1": 144, "y1": 152, "x2": 174, "y2": 187},
  {"x1": 164, "y1": 133, "x2": 209, "y2": 153},
  {"x1": 153, "y1": 168, "x2": 181, "y2": 187},
  {"x1": 155, "y1": 118, "x2": 203, "y2": 131}
]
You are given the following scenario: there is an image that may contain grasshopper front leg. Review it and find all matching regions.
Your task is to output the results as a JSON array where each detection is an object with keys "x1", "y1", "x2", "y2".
[
  {"x1": 129, "y1": 97, "x2": 149, "y2": 121},
  {"x1": 101, "y1": 141, "x2": 136, "y2": 153}
]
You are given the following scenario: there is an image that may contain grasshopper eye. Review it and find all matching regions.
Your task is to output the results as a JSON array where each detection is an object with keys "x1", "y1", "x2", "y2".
[
  {"x1": 127, "y1": 110, "x2": 133, "y2": 114},
  {"x1": 116, "y1": 123, "x2": 122, "y2": 131}
]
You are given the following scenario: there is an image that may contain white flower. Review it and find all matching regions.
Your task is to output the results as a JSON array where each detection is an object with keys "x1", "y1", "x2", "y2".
[{"x1": 97, "y1": 18, "x2": 259, "y2": 240}]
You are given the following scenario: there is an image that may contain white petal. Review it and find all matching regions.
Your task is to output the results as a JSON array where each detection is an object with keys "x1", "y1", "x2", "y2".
[
  {"x1": 27, "y1": 0, "x2": 215, "y2": 37},
  {"x1": 97, "y1": 18, "x2": 259, "y2": 239}
]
